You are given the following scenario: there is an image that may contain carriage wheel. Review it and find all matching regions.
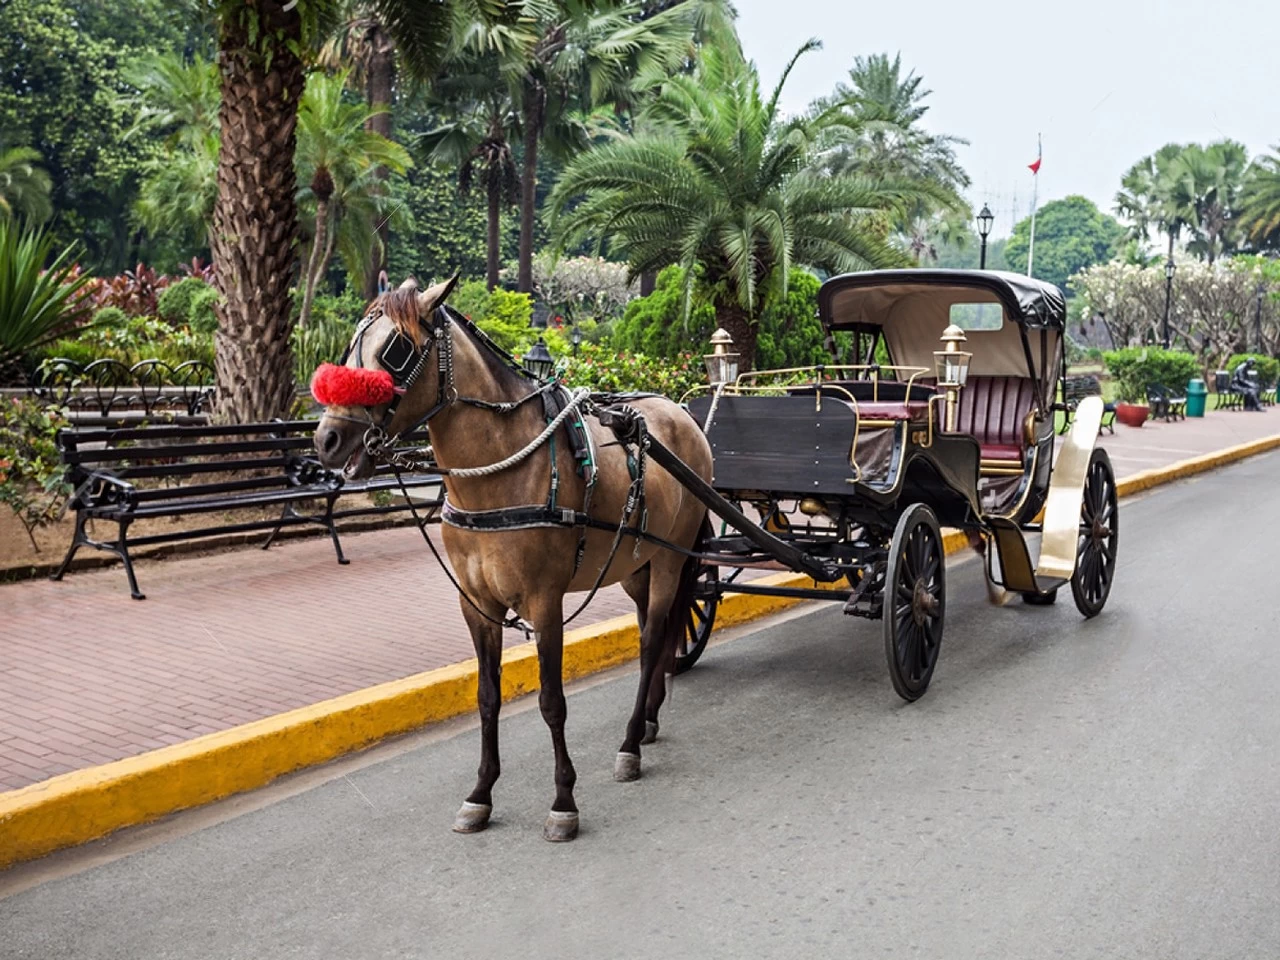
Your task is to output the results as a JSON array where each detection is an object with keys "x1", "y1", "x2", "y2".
[
  {"x1": 883, "y1": 504, "x2": 946, "y2": 702},
  {"x1": 1071, "y1": 448, "x2": 1118, "y2": 618},
  {"x1": 674, "y1": 564, "x2": 719, "y2": 675}
]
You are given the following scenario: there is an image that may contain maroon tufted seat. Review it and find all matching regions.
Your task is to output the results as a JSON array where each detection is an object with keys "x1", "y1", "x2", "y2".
[{"x1": 956, "y1": 376, "x2": 1037, "y2": 463}]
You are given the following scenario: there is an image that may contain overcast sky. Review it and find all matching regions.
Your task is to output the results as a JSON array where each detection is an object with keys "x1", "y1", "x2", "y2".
[{"x1": 734, "y1": 0, "x2": 1280, "y2": 238}]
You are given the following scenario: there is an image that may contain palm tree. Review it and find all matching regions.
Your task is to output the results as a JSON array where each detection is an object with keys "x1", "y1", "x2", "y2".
[
  {"x1": 549, "y1": 42, "x2": 944, "y2": 366},
  {"x1": 817, "y1": 53, "x2": 969, "y2": 195},
  {"x1": 1165, "y1": 140, "x2": 1249, "y2": 264},
  {"x1": 418, "y1": 59, "x2": 520, "y2": 290},
  {"x1": 206, "y1": 0, "x2": 518, "y2": 422},
  {"x1": 134, "y1": 130, "x2": 220, "y2": 253},
  {"x1": 1240, "y1": 149, "x2": 1280, "y2": 250},
  {"x1": 0, "y1": 145, "x2": 53, "y2": 223},
  {"x1": 461, "y1": 0, "x2": 723, "y2": 293},
  {"x1": 295, "y1": 70, "x2": 412, "y2": 327},
  {"x1": 1114, "y1": 143, "x2": 1193, "y2": 266}
]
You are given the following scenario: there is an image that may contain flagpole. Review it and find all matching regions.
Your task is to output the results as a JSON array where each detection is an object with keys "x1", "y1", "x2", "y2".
[{"x1": 1026, "y1": 133, "x2": 1041, "y2": 278}]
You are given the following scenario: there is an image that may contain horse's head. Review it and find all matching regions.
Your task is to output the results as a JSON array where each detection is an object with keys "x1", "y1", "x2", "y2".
[{"x1": 312, "y1": 275, "x2": 459, "y2": 478}]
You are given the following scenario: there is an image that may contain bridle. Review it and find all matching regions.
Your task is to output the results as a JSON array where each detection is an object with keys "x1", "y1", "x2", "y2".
[{"x1": 327, "y1": 302, "x2": 459, "y2": 466}]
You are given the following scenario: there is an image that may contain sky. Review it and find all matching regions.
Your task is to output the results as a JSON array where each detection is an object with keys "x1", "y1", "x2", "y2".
[{"x1": 733, "y1": 0, "x2": 1280, "y2": 238}]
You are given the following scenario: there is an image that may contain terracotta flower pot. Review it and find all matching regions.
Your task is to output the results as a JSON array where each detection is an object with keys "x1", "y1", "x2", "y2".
[{"x1": 1115, "y1": 402, "x2": 1149, "y2": 428}]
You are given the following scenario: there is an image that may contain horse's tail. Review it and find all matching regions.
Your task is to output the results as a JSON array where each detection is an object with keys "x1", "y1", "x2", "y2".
[{"x1": 664, "y1": 514, "x2": 713, "y2": 669}]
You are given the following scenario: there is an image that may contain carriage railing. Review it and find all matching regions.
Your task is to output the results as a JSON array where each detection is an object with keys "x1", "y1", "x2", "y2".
[{"x1": 733, "y1": 364, "x2": 932, "y2": 399}]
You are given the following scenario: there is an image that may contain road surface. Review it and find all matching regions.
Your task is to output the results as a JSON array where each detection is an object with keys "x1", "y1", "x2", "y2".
[{"x1": 3, "y1": 452, "x2": 1278, "y2": 959}]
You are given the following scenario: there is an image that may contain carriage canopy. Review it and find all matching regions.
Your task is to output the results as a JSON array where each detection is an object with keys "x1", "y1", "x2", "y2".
[{"x1": 818, "y1": 270, "x2": 1066, "y2": 393}]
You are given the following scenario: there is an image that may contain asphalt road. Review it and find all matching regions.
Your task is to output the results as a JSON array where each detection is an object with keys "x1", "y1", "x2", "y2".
[{"x1": 3, "y1": 452, "x2": 1279, "y2": 960}]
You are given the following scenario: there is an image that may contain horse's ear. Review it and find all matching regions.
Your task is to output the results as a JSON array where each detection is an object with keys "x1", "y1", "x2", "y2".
[{"x1": 416, "y1": 272, "x2": 460, "y2": 316}]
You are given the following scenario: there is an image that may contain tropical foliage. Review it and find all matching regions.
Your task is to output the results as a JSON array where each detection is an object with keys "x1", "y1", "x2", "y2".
[
  {"x1": 1004, "y1": 195, "x2": 1124, "y2": 291},
  {"x1": 0, "y1": 222, "x2": 94, "y2": 377},
  {"x1": 0, "y1": 396, "x2": 72, "y2": 549},
  {"x1": 550, "y1": 42, "x2": 949, "y2": 366}
]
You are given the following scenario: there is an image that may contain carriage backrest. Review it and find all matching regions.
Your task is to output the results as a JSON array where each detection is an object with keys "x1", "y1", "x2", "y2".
[{"x1": 956, "y1": 376, "x2": 1037, "y2": 457}]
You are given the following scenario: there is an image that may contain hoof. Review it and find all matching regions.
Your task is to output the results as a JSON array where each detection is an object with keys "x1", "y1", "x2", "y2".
[
  {"x1": 543, "y1": 809, "x2": 579, "y2": 842},
  {"x1": 614, "y1": 751, "x2": 641, "y2": 782},
  {"x1": 640, "y1": 720, "x2": 659, "y2": 745},
  {"x1": 452, "y1": 800, "x2": 492, "y2": 834}
]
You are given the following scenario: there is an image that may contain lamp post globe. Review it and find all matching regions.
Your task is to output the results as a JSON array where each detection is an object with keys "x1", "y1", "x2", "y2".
[{"x1": 976, "y1": 203, "x2": 995, "y2": 270}]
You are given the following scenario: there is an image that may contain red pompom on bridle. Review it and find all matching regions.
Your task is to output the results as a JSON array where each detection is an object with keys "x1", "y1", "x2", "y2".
[{"x1": 310, "y1": 363, "x2": 396, "y2": 407}]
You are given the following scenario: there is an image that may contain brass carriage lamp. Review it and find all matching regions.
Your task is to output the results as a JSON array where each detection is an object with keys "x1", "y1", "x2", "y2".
[
  {"x1": 704, "y1": 328, "x2": 739, "y2": 387},
  {"x1": 523, "y1": 337, "x2": 555, "y2": 381},
  {"x1": 933, "y1": 324, "x2": 972, "y2": 433}
]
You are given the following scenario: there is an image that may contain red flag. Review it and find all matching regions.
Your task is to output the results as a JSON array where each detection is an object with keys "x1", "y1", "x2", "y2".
[{"x1": 1028, "y1": 157, "x2": 1042, "y2": 174}]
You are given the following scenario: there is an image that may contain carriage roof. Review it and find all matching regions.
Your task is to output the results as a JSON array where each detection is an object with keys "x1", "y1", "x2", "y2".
[{"x1": 817, "y1": 269, "x2": 1065, "y2": 388}]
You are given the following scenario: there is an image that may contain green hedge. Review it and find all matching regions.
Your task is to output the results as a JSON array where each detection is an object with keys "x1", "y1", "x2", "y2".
[
  {"x1": 1225, "y1": 353, "x2": 1279, "y2": 389},
  {"x1": 1103, "y1": 347, "x2": 1200, "y2": 403}
]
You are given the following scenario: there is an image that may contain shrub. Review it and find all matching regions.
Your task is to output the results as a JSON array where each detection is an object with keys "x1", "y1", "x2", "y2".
[
  {"x1": 91, "y1": 306, "x2": 129, "y2": 329},
  {"x1": 558, "y1": 343, "x2": 703, "y2": 399},
  {"x1": 611, "y1": 266, "x2": 716, "y2": 360},
  {"x1": 755, "y1": 270, "x2": 829, "y2": 370},
  {"x1": 1103, "y1": 347, "x2": 1200, "y2": 403},
  {"x1": 1225, "y1": 353, "x2": 1280, "y2": 388},
  {"x1": 0, "y1": 222, "x2": 94, "y2": 380},
  {"x1": 0, "y1": 396, "x2": 72, "y2": 551},
  {"x1": 450, "y1": 279, "x2": 492, "y2": 322},
  {"x1": 157, "y1": 276, "x2": 219, "y2": 330},
  {"x1": 483, "y1": 288, "x2": 533, "y2": 326}
]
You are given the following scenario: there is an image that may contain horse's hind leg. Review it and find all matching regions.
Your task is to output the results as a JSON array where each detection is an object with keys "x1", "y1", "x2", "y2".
[
  {"x1": 615, "y1": 553, "x2": 684, "y2": 780},
  {"x1": 453, "y1": 603, "x2": 504, "y2": 834},
  {"x1": 621, "y1": 568, "x2": 661, "y2": 743},
  {"x1": 530, "y1": 599, "x2": 579, "y2": 842}
]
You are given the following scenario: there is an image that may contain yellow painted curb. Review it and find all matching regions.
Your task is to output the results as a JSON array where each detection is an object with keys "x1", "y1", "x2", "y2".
[{"x1": 3, "y1": 432, "x2": 1279, "y2": 869}]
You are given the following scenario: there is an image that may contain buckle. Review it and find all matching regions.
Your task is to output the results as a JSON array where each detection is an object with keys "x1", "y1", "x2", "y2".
[{"x1": 561, "y1": 507, "x2": 576, "y2": 526}]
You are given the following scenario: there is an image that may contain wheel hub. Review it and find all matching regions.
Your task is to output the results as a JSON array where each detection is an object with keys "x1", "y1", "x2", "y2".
[
  {"x1": 1091, "y1": 517, "x2": 1110, "y2": 542},
  {"x1": 912, "y1": 578, "x2": 938, "y2": 626}
]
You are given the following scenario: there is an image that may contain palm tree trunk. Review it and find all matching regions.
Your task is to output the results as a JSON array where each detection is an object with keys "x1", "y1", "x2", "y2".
[
  {"x1": 364, "y1": 28, "x2": 396, "y2": 299},
  {"x1": 718, "y1": 301, "x2": 757, "y2": 373},
  {"x1": 486, "y1": 175, "x2": 501, "y2": 291},
  {"x1": 517, "y1": 82, "x2": 543, "y2": 294},
  {"x1": 298, "y1": 200, "x2": 329, "y2": 329},
  {"x1": 639, "y1": 271, "x2": 656, "y2": 297},
  {"x1": 209, "y1": 2, "x2": 305, "y2": 424}
]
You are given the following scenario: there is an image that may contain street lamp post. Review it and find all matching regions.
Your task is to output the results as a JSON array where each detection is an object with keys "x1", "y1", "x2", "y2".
[
  {"x1": 976, "y1": 203, "x2": 994, "y2": 270},
  {"x1": 1162, "y1": 258, "x2": 1175, "y2": 349},
  {"x1": 1257, "y1": 281, "x2": 1266, "y2": 353},
  {"x1": 571, "y1": 322, "x2": 582, "y2": 357}
]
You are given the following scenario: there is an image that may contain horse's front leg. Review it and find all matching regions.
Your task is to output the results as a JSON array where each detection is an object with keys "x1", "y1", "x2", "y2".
[
  {"x1": 530, "y1": 598, "x2": 579, "y2": 842},
  {"x1": 453, "y1": 601, "x2": 505, "y2": 834}
]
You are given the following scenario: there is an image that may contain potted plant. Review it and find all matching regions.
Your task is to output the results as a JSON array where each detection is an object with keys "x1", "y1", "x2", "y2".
[{"x1": 1114, "y1": 370, "x2": 1149, "y2": 427}]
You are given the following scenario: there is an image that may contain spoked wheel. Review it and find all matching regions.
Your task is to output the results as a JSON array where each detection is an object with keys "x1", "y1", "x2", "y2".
[
  {"x1": 883, "y1": 504, "x2": 946, "y2": 702},
  {"x1": 674, "y1": 564, "x2": 719, "y2": 675},
  {"x1": 1071, "y1": 448, "x2": 1118, "y2": 618}
]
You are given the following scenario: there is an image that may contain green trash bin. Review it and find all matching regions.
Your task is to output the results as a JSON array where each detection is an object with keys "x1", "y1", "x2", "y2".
[{"x1": 1186, "y1": 377, "x2": 1207, "y2": 417}]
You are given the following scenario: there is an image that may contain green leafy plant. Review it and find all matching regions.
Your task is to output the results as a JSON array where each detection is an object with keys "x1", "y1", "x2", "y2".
[
  {"x1": 559, "y1": 343, "x2": 704, "y2": 399},
  {"x1": 0, "y1": 221, "x2": 93, "y2": 379},
  {"x1": 1104, "y1": 347, "x2": 1200, "y2": 403},
  {"x1": 1225, "y1": 353, "x2": 1280, "y2": 388},
  {"x1": 0, "y1": 396, "x2": 72, "y2": 550}
]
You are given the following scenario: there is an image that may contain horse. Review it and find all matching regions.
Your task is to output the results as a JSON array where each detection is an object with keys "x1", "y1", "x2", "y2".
[{"x1": 312, "y1": 277, "x2": 713, "y2": 842}]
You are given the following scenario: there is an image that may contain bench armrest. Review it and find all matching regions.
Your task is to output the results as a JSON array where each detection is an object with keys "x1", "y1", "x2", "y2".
[{"x1": 73, "y1": 470, "x2": 139, "y2": 512}]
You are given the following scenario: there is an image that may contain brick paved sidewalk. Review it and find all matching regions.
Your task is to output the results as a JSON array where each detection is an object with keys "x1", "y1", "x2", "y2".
[{"x1": 2, "y1": 407, "x2": 1277, "y2": 792}]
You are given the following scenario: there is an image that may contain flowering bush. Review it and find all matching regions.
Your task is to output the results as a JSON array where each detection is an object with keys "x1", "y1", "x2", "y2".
[
  {"x1": 0, "y1": 397, "x2": 71, "y2": 551},
  {"x1": 531, "y1": 254, "x2": 637, "y2": 323},
  {"x1": 558, "y1": 343, "x2": 705, "y2": 400}
]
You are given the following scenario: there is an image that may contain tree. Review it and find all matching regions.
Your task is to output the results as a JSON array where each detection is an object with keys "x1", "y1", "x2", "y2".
[
  {"x1": 0, "y1": 146, "x2": 53, "y2": 223},
  {"x1": 1240, "y1": 149, "x2": 1280, "y2": 251},
  {"x1": 417, "y1": 59, "x2": 520, "y2": 290},
  {"x1": 1165, "y1": 140, "x2": 1249, "y2": 264},
  {"x1": 1005, "y1": 195, "x2": 1123, "y2": 291},
  {"x1": 550, "y1": 42, "x2": 941, "y2": 366},
  {"x1": 205, "y1": 0, "x2": 489, "y2": 422},
  {"x1": 0, "y1": 0, "x2": 185, "y2": 268},
  {"x1": 295, "y1": 70, "x2": 411, "y2": 327},
  {"x1": 464, "y1": 0, "x2": 722, "y2": 293}
]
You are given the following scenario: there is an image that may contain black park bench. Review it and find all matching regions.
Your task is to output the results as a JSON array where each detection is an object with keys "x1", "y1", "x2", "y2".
[
  {"x1": 1060, "y1": 374, "x2": 1116, "y2": 435},
  {"x1": 51, "y1": 420, "x2": 439, "y2": 599}
]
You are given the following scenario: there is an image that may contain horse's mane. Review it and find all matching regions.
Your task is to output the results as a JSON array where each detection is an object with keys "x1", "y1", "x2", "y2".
[{"x1": 375, "y1": 283, "x2": 425, "y2": 345}]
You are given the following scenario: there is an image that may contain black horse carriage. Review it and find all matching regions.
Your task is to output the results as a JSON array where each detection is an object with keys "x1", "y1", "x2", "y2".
[{"x1": 632, "y1": 269, "x2": 1117, "y2": 701}]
